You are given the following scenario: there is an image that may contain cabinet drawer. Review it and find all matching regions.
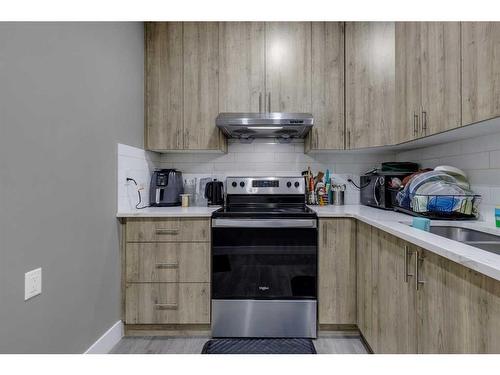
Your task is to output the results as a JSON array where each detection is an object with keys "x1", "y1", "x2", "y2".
[
  {"x1": 126, "y1": 242, "x2": 210, "y2": 283},
  {"x1": 126, "y1": 218, "x2": 210, "y2": 242},
  {"x1": 125, "y1": 283, "x2": 210, "y2": 324}
]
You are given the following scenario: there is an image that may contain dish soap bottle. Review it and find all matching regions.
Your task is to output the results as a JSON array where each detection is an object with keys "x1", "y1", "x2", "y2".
[
  {"x1": 325, "y1": 169, "x2": 331, "y2": 205},
  {"x1": 496, "y1": 206, "x2": 500, "y2": 228}
]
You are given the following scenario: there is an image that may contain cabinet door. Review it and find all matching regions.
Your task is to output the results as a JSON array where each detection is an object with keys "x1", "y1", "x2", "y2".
[
  {"x1": 462, "y1": 22, "x2": 500, "y2": 125},
  {"x1": 144, "y1": 22, "x2": 183, "y2": 151},
  {"x1": 416, "y1": 249, "x2": 500, "y2": 353},
  {"x1": 416, "y1": 249, "x2": 472, "y2": 353},
  {"x1": 265, "y1": 22, "x2": 312, "y2": 113},
  {"x1": 420, "y1": 22, "x2": 461, "y2": 136},
  {"x1": 219, "y1": 22, "x2": 266, "y2": 113},
  {"x1": 374, "y1": 230, "x2": 417, "y2": 353},
  {"x1": 307, "y1": 22, "x2": 345, "y2": 151},
  {"x1": 356, "y1": 221, "x2": 375, "y2": 350},
  {"x1": 318, "y1": 218, "x2": 356, "y2": 325},
  {"x1": 183, "y1": 22, "x2": 224, "y2": 151},
  {"x1": 395, "y1": 22, "x2": 422, "y2": 143},
  {"x1": 345, "y1": 22, "x2": 396, "y2": 149}
]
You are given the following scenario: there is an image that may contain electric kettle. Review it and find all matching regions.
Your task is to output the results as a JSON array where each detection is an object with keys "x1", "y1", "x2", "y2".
[{"x1": 204, "y1": 179, "x2": 224, "y2": 206}]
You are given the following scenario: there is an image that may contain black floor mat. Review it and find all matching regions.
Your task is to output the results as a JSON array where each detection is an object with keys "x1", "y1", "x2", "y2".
[{"x1": 201, "y1": 338, "x2": 317, "y2": 354}]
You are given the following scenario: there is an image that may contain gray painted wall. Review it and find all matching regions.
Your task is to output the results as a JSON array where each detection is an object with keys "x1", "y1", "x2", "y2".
[{"x1": 0, "y1": 22, "x2": 144, "y2": 353}]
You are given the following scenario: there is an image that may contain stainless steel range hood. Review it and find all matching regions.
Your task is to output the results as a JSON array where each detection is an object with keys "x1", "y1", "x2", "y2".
[{"x1": 216, "y1": 113, "x2": 313, "y2": 142}]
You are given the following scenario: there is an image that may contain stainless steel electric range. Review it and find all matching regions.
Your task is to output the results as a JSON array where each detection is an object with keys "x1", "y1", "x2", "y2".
[{"x1": 211, "y1": 176, "x2": 318, "y2": 338}]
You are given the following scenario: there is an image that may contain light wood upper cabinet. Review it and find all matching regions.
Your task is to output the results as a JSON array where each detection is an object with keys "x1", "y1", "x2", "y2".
[
  {"x1": 218, "y1": 22, "x2": 266, "y2": 113},
  {"x1": 145, "y1": 22, "x2": 184, "y2": 151},
  {"x1": 183, "y1": 22, "x2": 223, "y2": 150},
  {"x1": 395, "y1": 22, "x2": 422, "y2": 143},
  {"x1": 265, "y1": 22, "x2": 312, "y2": 113},
  {"x1": 420, "y1": 22, "x2": 461, "y2": 136},
  {"x1": 318, "y1": 218, "x2": 356, "y2": 325},
  {"x1": 345, "y1": 22, "x2": 396, "y2": 149},
  {"x1": 306, "y1": 22, "x2": 345, "y2": 152},
  {"x1": 462, "y1": 22, "x2": 500, "y2": 125},
  {"x1": 144, "y1": 22, "x2": 226, "y2": 152},
  {"x1": 396, "y1": 22, "x2": 461, "y2": 142}
]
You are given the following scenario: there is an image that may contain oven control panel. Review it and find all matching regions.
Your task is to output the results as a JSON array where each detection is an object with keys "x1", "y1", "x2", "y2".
[{"x1": 226, "y1": 177, "x2": 305, "y2": 195}]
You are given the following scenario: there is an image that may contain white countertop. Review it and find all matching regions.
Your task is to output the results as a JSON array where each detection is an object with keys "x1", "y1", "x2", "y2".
[
  {"x1": 116, "y1": 203, "x2": 500, "y2": 282},
  {"x1": 309, "y1": 205, "x2": 500, "y2": 282},
  {"x1": 116, "y1": 206, "x2": 221, "y2": 217}
]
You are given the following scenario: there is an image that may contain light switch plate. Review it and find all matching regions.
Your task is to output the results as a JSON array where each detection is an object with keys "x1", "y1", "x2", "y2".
[{"x1": 25, "y1": 268, "x2": 42, "y2": 301}]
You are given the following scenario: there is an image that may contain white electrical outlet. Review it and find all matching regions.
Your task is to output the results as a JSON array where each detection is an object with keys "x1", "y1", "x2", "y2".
[{"x1": 24, "y1": 268, "x2": 42, "y2": 301}]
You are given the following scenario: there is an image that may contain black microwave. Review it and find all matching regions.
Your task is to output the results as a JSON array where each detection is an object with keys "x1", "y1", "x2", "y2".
[{"x1": 360, "y1": 172, "x2": 411, "y2": 210}]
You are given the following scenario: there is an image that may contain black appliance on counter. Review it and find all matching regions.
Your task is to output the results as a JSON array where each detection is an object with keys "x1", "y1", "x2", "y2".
[
  {"x1": 149, "y1": 169, "x2": 183, "y2": 207},
  {"x1": 211, "y1": 177, "x2": 318, "y2": 338},
  {"x1": 360, "y1": 172, "x2": 413, "y2": 210},
  {"x1": 204, "y1": 179, "x2": 224, "y2": 206}
]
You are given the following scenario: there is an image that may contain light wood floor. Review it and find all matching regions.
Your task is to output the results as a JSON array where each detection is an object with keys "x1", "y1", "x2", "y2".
[{"x1": 110, "y1": 333, "x2": 369, "y2": 354}]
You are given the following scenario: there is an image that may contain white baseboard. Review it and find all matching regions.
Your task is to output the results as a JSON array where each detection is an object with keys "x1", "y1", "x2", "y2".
[{"x1": 84, "y1": 320, "x2": 124, "y2": 354}]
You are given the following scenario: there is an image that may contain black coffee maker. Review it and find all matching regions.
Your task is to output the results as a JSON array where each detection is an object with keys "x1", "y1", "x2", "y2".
[{"x1": 204, "y1": 179, "x2": 224, "y2": 206}]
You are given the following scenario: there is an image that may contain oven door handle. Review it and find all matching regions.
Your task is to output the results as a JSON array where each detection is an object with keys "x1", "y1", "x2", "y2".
[{"x1": 212, "y1": 218, "x2": 317, "y2": 228}]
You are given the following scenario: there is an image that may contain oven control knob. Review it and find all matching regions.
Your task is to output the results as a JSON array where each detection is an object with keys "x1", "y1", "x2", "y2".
[
  {"x1": 294, "y1": 181, "x2": 300, "y2": 188},
  {"x1": 232, "y1": 181, "x2": 237, "y2": 188},
  {"x1": 287, "y1": 181, "x2": 292, "y2": 188},
  {"x1": 240, "y1": 181, "x2": 245, "y2": 188}
]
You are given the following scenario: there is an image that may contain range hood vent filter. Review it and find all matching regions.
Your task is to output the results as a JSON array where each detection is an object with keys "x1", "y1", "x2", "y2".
[{"x1": 216, "y1": 112, "x2": 313, "y2": 141}]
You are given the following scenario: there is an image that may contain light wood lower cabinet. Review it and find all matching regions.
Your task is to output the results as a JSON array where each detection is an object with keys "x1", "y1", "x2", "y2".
[
  {"x1": 356, "y1": 221, "x2": 375, "y2": 348},
  {"x1": 416, "y1": 248, "x2": 500, "y2": 353},
  {"x1": 123, "y1": 218, "x2": 211, "y2": 328},
  {"x1": 357, "y1": 223, "x2": 500, "y2": 354},
  {"x1": 126, "y1": 218, "x2": 210, "y2": 243},
  {"x1": 373, "y1": 229, "x2": 417, "y2": 353},
  {"x1": 125, "y1": 283, "x2": 210, "y2": 324},
  {"x1": 126, "y1": 242, "x2": 210, "y2": 283},
  {"x1": 318, "y1": 218, "x2": 356, "y2": 325}
]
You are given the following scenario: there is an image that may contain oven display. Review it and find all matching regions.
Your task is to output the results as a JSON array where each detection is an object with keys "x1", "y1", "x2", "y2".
[{"x1": 252, "y1": 180, "x2": 279, "y2": 188}]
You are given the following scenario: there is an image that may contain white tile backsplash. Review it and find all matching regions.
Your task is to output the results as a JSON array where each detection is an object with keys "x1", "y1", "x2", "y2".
[
  {"x1": 117, "y1": 143, "x2": 160, "y2": 212},
  {"x1": 159, "y1": 139, "x2": 396, "y2": 204},
  {"x1": 117, "y1": 130, "x2": 500, "y2": 215},
  {"x1": 396, "y1": 130, "x2": 500, "y2": 214}
]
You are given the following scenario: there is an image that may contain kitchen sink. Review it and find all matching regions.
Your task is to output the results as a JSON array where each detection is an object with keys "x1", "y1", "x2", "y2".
[{"x1": 428, "y1": 226, "x2": 500, "y2": 255}]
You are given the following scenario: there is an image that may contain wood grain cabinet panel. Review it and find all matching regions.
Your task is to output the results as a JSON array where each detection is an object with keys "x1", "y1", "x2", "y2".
[
  {"x1": 306, "y1": 22, "x2": 345, "y2": 152},
  {"x1": 218, "y1": 22, "x2": 266, "y2": 113},
  {"x1": 125, "y1": 283, "x2": 210, "y2": 324},
  {"x1": 265, "y1": 22, "x2": 312, "y2": 113},
  {"x1": 144, "y1": 22, "x2": 183, "y2": 151},
  {"x1": 395, "y1": 22, "x2": 422, "y2": 143},
  {"x1": 396, "y1": 22, "x2": 461, "y2": 142},
  {"x1": 126, "y1": 242, "x2": 210, "y2": 283},
  {"x1": 356, "y1": 221, "x2": 375, "y2": 350},
  {"x1": 416, "y1": 249, "x2": 500, "y2": 353},
  {"x1": 183, "y1": 22, "x2": 224, "y2": 151},
  {"x1": 420, "y1": 22, "x2": 461, "y2": 136},
  {"x1": 318, "y1": 218, "x2": 356, "y2": 325},
  {"x1": 462, "y1": 22, "x2": 500, "y2": 125},
  {"x1": 126, "y1": 218, "x2": 210, "y2": 243},
  {"x1": 345, "y1": 22, "x2": 396, "y2": 149},
  {"x1": 374, "y1": 229, "x2": 417, "y2": 354}
]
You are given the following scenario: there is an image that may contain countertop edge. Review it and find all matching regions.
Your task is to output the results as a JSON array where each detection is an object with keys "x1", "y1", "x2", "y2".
[{"x1": 310, "y1": 205, "x2": 500, "y2": 283}]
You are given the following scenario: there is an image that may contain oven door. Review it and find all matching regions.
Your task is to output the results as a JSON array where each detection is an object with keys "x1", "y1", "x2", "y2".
[{"x1": 211, "y1": 218, "x2": 317, "y2": 300}]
